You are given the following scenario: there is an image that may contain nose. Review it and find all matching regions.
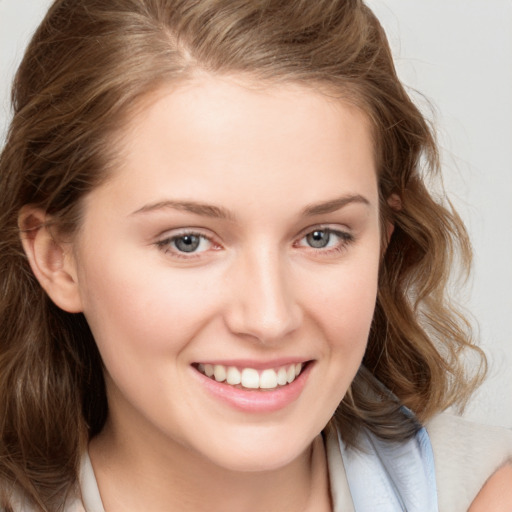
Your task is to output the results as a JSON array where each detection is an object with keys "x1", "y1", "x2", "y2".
[{"x1": 224, "y1": 247, "x2": 302, "y2": 344}]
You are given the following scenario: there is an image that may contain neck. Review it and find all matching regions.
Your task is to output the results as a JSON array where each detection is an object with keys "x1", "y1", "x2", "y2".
[{"x1": 89, "y1": 421, "x2": 331, "y2": 512}]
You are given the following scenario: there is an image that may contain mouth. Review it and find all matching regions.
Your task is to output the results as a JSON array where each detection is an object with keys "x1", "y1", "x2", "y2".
[{"x1": 193, "y1": 361, "x2": 310, "y2": 391}]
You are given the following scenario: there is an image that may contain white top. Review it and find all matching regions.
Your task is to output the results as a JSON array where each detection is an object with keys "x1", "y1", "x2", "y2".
[{"x1": 426, "y1": 413, "x2": 512, "y2": 511}]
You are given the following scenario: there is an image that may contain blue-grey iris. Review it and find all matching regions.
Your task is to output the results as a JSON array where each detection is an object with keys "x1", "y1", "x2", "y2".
[
  {"x1": 306, "y1": 230, "x2": 330, "y2": 248},
  {"x1": 174, "y1": 235, "x2": 201, "y2": 252}
]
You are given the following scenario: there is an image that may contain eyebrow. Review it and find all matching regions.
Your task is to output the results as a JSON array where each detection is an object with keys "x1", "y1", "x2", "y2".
[
  {"x1": 131, "y1": 194, "x2": 370, "y2": 220},
  {"x1": 301, "y1": 194, "x2": 370, "y2": 216},
  {"x1": 131, "y1": 200, "x2": 236, "y2": 221}
]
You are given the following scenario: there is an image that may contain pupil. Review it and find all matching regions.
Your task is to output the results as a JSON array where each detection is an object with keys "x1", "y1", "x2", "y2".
[
  {"x1": 175, "y1": 235, "x2": 200, "y2": 252},
  {"x1": 307, "y1": 230, "x2": 330, "y2": 248}
]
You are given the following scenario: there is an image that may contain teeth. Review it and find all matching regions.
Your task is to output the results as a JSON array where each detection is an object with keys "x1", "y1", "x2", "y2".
[
  {"x1": 198, "y1": 362, "x2": 304, "y2": 390},
  {"x1": 241, "y1": 368, "x2": 260, "y2": 389},
  {"x1": 277, "y1": 367, "x2": 288, "y2": 386},
  {"x1": 260, "y1": 369, "x2": 278, "y2": 389},
  {"x1": 213, "y1": 365, "x2": 226, "y2": 382},
  {"x1": 226, "y1": 366, "x2": 241, "y2": 385}
]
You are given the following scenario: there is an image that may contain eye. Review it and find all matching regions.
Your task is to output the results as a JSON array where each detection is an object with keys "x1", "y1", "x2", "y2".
[
  {"x1": 173, "y1": 234, "x2": 202, "y2": 253},
  {"x1": 305, "y1": 230, "x2": 333, "y2": 249},
  {"x1": 297, "y1": 228, "x2": 354, "y2": 252},
  {"x1": 156, "y1": 231, "x2": 214, "y2": 256}
]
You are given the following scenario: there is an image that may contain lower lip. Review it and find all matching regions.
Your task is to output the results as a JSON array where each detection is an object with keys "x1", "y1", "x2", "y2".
[{"x1": 192, "y1": 363, "x2": 313, "y2": 413}]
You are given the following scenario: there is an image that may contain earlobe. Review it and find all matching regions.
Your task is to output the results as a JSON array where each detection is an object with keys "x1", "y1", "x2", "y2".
[
  {"x1": 386, "y1": 221, "x2": 395, "y2": 244},
  {"x1": 18, "y1": 206, "x2": 83, "y2": 313},
  {"x1": 381, "y1": 220, "x2": 395, "y2": 257},
  {"x1": 384, "y1": 193, "x2": 401, "y2": 248}
]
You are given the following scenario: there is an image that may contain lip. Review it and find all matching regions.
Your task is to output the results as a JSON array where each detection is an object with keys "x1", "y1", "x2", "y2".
[{"x1": 191, "y1": 360, "x2": 313, "y2": 413}]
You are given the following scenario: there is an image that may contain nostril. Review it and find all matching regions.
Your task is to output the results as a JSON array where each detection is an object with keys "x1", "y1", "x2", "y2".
[
  {"x1": 224, "y1": 302, "x2": 302, "y2": 343},
  {"x1": 222, "y1": 256, "x2": 302, "y2": 342}
]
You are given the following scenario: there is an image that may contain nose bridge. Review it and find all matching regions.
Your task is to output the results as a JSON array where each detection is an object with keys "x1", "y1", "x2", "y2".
[{"x1": 226, "y1": 244, "x2": 301, "y2": 342}]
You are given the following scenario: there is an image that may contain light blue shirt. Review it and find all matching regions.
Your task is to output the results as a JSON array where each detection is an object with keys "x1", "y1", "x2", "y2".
[{"x1": 329, "y1": 425, "x2": 438, "y2": 511}]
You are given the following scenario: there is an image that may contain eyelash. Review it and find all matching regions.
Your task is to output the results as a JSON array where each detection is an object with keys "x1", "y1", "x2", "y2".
[
  {"x1": 155, "y1": 230, "x2": 217, "y2": 259},
  {"x1": 155, "y1": 227, "x2": 355, "y2": 259},
  {"x1": 294, "y1": 228, "x2": 355, "y2": 256}
]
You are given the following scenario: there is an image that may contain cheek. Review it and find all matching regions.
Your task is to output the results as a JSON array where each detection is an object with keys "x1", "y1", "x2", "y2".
[
  {"x1": 76, "y1": 249, "x2": 222, "y2": 361},
  {"x1": 300, "y1": 255, "x2": 380, "y2": 351}
]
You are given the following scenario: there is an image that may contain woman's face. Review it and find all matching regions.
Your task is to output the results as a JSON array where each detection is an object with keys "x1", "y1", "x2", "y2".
[{"x1": 70, "y1": 76, "x2": 381, "y2": 471}]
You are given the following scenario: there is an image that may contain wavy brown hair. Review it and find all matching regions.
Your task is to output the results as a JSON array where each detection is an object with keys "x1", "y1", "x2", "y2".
[{"x1": 0, "y1": 0, "x2": 485, "y2": 509}]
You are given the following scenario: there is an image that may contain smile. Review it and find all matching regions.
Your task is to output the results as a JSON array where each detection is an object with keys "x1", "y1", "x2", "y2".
[{"x1": 196, "y1": 362, "x2": 305, "y2": 390}]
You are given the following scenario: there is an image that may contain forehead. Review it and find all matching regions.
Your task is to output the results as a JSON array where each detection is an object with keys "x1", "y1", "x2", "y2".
[{"x1": 90, "y1": 75, "x2": 378, "y2": 219}]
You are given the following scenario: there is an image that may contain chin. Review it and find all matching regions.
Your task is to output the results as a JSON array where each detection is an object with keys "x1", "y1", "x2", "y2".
[
  {"x1": 197, "y1": 429, "x2": 315, "y2": 473},
  {"x1": 209, "y1": 450, "x2": 302, "y2": 474}
]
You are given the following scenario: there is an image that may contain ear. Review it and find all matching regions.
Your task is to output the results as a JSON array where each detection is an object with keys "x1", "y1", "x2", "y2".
[
  {"x1": 385, "y1": 193, "x2": 402, "y2": 245},
  {"x1": 18, "y1": 206, "x2": 83, "y2": 313},
  {"x1": 385, "y1": 219, "x2": 395, "y2": 243}
]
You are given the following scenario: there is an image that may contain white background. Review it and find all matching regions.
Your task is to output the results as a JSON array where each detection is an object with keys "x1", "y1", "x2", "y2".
[{"x1": 1, "y1": 0, "x2": 511, "y2": 427}]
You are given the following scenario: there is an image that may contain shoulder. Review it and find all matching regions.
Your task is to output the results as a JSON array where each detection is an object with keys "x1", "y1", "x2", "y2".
[
  {"x1": 425, "y1": 413, "x2": 512, "y2": 512},
  {"x1": 468, "y1": 463, "x2": 512, "y2": 512}
]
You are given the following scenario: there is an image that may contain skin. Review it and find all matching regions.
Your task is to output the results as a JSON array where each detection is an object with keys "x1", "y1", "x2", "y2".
[
  {"x1": 32, "y1": 75, "x2": 381, "y2": 511},
  {"x1": 469, "y1": 463, "x2": 512, "y2": 512},
  {"x1": 21, "y1": 74, "x2": 512, "y2": 511}
]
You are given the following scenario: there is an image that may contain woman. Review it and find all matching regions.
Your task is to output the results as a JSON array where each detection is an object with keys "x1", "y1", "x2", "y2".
[{"x1": 1, "y1": 1, "x2": 511, "y2": 510}]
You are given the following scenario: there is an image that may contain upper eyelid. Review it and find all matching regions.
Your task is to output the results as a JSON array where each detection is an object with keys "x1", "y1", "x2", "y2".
[
  {"x1": 155, "y1": 227, "x2": 215, "y2": 242},
  {"x1": 155, "y1": 232, "x2": 216, "y2": 259},
  {"x1": 298, "y1": 229, "x2": 352, "y2": 241},
  {"x1": 295, "y1": 224, "x2": 352, "y2": 239},
  {"x1": 155, "y1": 229, "x2": 215, "y2": 246},
  {"x1": 154, "y1": 224, "x2": 352, "y2": 246}
]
